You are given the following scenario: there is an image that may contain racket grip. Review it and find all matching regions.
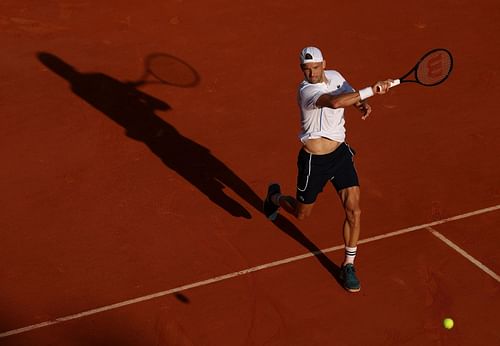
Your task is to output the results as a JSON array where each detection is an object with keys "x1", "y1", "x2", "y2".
[
  {"x1": 376, "y1": 79, "x2": 400, "y2": 92},
  {"x1": 389, "y1": 79, "x2": 400, "y2": 88}
]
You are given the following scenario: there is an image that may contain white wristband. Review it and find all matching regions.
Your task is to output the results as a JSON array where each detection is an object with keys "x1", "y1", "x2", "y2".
[{"x1": 358, "y1": 87, "x2": 374, "y2": 101}]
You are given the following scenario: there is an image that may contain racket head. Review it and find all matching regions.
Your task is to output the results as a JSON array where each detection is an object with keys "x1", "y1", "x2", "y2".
[
  {"x1": 141, "y1": 53, "x2": 200, "y2": 88},
  {"x1": 414, "y1": 48, "x2": 453, "y2": 86}
]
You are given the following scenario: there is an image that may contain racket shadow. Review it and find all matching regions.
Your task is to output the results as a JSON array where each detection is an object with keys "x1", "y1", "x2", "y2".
[{"x1": 131, "y1": 52, "x2": 201, "y2": 88}]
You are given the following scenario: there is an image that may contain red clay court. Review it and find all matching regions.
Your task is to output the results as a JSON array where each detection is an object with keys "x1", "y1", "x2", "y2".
[{"x1": 1, "y1": 1, "x2": 499, "y2": 345}]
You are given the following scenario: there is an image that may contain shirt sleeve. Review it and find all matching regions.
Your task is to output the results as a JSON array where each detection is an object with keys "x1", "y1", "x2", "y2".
[
  {"x1": 332, "y1": 71, "x2": 355, "y2": 94},
  {"x1": 327, "y1": 81, "x2": 355, "y2": 97}
]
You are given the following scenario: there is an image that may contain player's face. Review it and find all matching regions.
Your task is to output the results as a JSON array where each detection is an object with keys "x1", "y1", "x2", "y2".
[{"x1": 301, "y1": 61, "x2": 325, "y2": 84}]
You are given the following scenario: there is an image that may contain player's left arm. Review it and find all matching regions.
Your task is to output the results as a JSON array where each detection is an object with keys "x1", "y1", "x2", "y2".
[{"x1": 353, "y1": 101, "x2": 372, "y2": 120}]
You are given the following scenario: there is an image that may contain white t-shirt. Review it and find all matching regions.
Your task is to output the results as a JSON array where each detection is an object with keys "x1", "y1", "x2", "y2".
[{"x1": 297, "y1": 70, "x2": 355, "y2": 143}]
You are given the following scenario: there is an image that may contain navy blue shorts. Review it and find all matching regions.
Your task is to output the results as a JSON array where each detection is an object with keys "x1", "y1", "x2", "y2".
[{"x1": 296, "y1": 142, "x2": 359, "y2": 204}]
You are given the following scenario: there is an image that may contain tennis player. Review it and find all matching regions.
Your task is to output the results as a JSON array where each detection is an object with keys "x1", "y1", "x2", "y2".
[{"x1": 264, "y1": 46, "x2": 392, "y2": 292}]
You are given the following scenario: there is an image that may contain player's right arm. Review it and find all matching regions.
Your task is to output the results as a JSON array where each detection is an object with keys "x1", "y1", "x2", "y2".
[
  {"x1": 316, "y1": 91, "x2": 363, "y2": 109},
  {"x1": 315, "y1": 80, "x2": 392, "y2": 109}
]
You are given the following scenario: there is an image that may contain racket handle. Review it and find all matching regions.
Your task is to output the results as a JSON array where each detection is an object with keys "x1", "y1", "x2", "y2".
[
  {"x1": 376, "y1": 79, "x2": 400, "y2": 92},
  {"x1": 389, "y1": 79, "x2": 400, "y2": 88}
]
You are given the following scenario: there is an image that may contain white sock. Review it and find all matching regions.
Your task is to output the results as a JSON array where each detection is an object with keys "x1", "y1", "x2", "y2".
[{"x1": 344, "y1": 246, "x2": 357, "y2": 265}]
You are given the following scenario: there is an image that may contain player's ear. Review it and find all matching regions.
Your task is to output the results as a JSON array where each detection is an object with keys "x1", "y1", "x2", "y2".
[{"x1": 322, "y1": 60, "x2": 326, "y2": 69}]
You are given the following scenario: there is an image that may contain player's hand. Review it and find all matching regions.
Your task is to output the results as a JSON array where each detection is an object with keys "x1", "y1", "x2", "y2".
[
  {"x1": 356, "y1": 101, "x2": 372, "y2": 120},
  {"x1": 373, "y1": 79, "x2": 393, "y2": 94}
]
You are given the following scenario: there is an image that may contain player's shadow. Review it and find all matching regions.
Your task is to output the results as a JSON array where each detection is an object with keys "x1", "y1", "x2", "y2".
[
  {"x1": 273, "y1": 215, "x2": 341, "y2": 282},
  {"x1": 36, "y1": 52, "x2": 341, "y2": 283},
  {"x1": 37, "y1": 51, "x2": 261, "y2": 219}
]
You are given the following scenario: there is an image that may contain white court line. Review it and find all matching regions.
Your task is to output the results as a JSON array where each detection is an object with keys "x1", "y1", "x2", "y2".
[
  {"x1": 427, "y1": 227, "x2": 500, "y2": 282},
  {"x1": 1, "y1": 204, "x2": 499, "y2": 339}
]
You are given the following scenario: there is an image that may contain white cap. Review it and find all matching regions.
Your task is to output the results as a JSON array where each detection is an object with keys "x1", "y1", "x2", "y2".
[{"x1": 300, "y1": 46, "x2": 324, "y2": 64}]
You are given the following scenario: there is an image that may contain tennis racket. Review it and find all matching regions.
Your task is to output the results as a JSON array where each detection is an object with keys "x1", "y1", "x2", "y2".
[
  {"x1": 128, "y1": 53, "x2": 200, "y2": 88},
  {"x1": 378, "y1": 48, "x2": 453, "y2": 91}
]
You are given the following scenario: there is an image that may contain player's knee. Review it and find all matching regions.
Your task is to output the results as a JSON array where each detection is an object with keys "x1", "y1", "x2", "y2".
[{"x1": 345, "y1": 206, "x2": 361, "y2": 222}]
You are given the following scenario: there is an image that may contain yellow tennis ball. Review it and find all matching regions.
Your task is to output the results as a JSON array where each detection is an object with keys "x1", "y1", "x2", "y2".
[{"x1": 443, "y1": 318, "x2": 454, "y2": 329}]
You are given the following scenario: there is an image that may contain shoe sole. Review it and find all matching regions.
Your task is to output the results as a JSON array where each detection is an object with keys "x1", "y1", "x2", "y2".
[{"x1": 345, "y1": 286, "x2": 361, "y2": 293}]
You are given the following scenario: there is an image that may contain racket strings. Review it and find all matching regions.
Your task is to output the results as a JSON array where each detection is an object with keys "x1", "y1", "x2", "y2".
[
  {"x1": 416, "y1": 50, "x2": 453, "y2": 86},
  {"x1": 147, "y1": 55, "x2": 199, "y2": 87}
]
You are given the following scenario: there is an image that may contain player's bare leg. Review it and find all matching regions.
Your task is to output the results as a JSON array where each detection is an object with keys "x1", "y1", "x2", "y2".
[
  {"x1": 339, "y1": 186, "x2": 361, "y2": 251},
  {"x1": 338, "y1": 186, "x2": 362, "y2": 292},
  {"x1": 264, "y1": 184, "x2": 315, "y2": 221},
  {"x1": 277, "y1": 196, "x2": 314, "y2": 220}
]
